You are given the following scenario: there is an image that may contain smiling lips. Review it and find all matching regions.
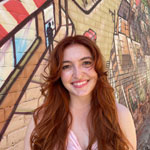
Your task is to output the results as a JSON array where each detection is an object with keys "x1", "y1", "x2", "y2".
[{"x1": 71, "y1": 80, "x2": 88, "y2": 88}]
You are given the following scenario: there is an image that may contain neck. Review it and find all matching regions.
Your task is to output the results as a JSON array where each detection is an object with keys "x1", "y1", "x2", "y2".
[{"x1": 69, "y1": 95, "x2": 91, "y2": 111}]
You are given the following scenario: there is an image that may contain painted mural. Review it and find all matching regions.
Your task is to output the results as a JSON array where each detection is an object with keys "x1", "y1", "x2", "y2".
[
  {"x1": 0, "y1": 0, "x2": 150, "y2": 149},
  {"x1": 72, "y1": 0, "x2": 102, "y2": 14},
  {"x1": 0, "y1": 0, "x2": 75, "y2": 144}
]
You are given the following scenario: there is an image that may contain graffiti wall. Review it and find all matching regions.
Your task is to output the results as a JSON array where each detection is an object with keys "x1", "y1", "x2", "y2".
[{"x1": 0, "y1": 0, "x2": 150, "y2": 149}]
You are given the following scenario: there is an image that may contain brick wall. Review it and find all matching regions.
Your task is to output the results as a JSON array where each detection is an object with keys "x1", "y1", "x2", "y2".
[{"x1": 0, "y1": 0, "x2": 150, "y2": 149}]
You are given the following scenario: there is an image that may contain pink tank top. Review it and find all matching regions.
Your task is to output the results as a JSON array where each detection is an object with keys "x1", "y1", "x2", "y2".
[{"x1": 67, "y1": 130, "x2": 98, "y2": 150}]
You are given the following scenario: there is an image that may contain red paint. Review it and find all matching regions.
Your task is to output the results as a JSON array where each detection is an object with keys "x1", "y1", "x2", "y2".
[
  {"x1": 0, "y1": 25, "x2": 8, "y2": 41},
  {"x1": 4, "y1": 0, "x2": 29, "y2": 24},
  {"x1": 33, "y1": 0, "x2": 46, "y2": 8},
  {"x1": 84, "y1": 29, "x2": 96, "y2": 41},
  {"x1": 136, "y1": 0, "x2": 141, "y2": 6}
]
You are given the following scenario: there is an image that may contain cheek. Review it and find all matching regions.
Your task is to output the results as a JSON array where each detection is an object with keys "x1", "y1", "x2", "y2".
[
  {"x1": 61, "y1": 71, "x2": 73, "y2": 83},
  {"x1": 90, "y1": 70, "x2": 98, "y2": 82},
  {"x1": 92, "y1": 71, "x2": 98, "y2": 80},
  {"x1": 84, "y1": 68, "x2": 98, "y2": 78}
]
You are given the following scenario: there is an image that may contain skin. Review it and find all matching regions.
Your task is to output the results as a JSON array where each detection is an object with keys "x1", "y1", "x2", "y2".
[
  {"x1": 24, "y1": 44, "x2": 137, "y2": 150},
  {"x1": 61, "y1": 44, "x2": 98, "y2": 149},
  {"x1": 61, "y1": 44, "x2": 98, "y2": 108}
]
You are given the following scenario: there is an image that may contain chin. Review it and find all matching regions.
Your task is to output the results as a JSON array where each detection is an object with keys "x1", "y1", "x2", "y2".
[{"x1": 72, "y1": 91, "x2": 92, "y2": 97}]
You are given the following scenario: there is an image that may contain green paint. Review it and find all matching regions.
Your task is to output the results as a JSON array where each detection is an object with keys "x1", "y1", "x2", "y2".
[{"x1": 142, "y1": 0, "x2": 148, "y2": 6}]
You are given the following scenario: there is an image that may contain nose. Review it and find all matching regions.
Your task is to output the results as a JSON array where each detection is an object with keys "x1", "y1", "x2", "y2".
[{"x1": 72, "y1": 65, "x2": 83, "y2": 79}]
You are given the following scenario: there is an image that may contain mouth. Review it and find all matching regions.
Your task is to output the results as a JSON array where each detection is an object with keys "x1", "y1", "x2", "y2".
[{"x1": 71, "y1": 80, "x2": 89, "y2": 88}]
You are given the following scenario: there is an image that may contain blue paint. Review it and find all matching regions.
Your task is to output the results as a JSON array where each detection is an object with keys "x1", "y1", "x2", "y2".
[
  {"x1": 15, "y1": 38, "x2": 28, "y2": 64},
  {"x1": 45, "y1": 23, "x2": 49, "y2": 47}
]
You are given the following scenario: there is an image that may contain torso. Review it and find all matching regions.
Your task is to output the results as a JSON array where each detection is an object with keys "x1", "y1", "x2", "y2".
[
  {"x1": 70, "y1": 108, "x2": 90, "y2": 150},
  {"x1": 69, "y1": 103, "x2": 131, "y2": 150},
  {"x1": 71, "y1": 125, "x2": 89, "y2": 150},
  {"x1": 67, "y1": 129, "x2": 98, "y2": 150}
]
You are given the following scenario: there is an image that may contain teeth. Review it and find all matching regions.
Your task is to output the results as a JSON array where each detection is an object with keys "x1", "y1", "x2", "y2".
[{"x1": 73, "y1": 81, "x2": 87, "y2": 86}]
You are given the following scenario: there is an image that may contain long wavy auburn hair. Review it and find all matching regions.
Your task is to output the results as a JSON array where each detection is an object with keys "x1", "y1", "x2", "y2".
[{"x1": 30, "y1": 35, "x2": 131, "y2": 150}]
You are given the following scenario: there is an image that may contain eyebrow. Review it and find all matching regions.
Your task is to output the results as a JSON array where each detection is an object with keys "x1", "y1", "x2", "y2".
[
  {"x1": 80, "y1": 56, "x2": 93, "y2": 61},
  {"x1": 62, "y1": 56, "x2": 93, "y2": 64}
]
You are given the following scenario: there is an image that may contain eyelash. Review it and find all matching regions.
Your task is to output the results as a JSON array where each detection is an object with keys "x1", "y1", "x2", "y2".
[
  {"x1": 82, "y1": 61, "x2": 93, "y2": 67},
  {"x1": 62, "y1": 61, "x2": 93, "y2": 70},
  {"x1": 62, "y1": 65, "x2": 72, "y2": 70}
]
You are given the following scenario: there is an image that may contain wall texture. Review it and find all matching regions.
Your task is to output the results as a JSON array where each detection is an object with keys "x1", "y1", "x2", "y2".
[{"x1": 0, "y1": 0, "x2": 150, "y2": 149}]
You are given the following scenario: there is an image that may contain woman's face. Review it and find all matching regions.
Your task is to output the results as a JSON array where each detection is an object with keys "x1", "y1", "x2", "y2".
[{"x1": 61, "y1": 44, "x2": 98, "y2": 98}]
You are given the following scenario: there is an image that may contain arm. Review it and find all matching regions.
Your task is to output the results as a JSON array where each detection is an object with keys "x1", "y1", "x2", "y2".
[
  {"x1": 116, "y1": 103, "x2": 137, "y2": 150},
  {"x1": 24, "y1": 116, "x2": 35, "y2": 150}
]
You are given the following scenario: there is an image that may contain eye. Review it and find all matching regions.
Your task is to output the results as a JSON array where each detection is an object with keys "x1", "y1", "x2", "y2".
[
  {"x1": 82, "y1": 61, "x2": 93, "y2": 68},
  {"x1": 62, "y1": 64, "x2": 72, "y2": 70}
]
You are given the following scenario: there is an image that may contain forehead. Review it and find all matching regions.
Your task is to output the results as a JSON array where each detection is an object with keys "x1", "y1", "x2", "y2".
[{"x1": 63, "y1": 44, "x2": 92, "y2": 60}]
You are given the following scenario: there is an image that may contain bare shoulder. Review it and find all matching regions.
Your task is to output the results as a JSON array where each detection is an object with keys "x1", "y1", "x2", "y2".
[
  {"x1": 116, "y1": 102, "x2": 131, "y2": 116},
  {"x1": 116, "y1": 103, "x2": 136, "y2": 132},
  {"x1": 24, "y1": 116, "x2": 35, "y2": 150},
  {"x1": 116, "y1": 103, "x2": 137, "y2": 150}
]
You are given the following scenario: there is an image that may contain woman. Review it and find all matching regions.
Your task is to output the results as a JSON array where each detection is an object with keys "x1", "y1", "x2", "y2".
[{"x1": 24, "y1": 35, "x2": 137, "y2": 150}]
